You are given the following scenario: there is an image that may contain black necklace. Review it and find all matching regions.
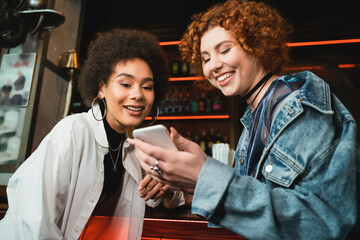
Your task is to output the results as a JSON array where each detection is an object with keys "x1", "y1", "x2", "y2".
[{"x1": 243, "y1": 72, "x2": 273, "y2": 101}]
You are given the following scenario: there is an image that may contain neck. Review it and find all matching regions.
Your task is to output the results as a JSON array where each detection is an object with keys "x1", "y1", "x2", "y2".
[{"x1": 247, "y1": 74, "x2": 277, "y2": 110}]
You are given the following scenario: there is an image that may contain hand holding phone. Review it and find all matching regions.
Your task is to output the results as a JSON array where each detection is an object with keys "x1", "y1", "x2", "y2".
[{"x1": 133, "y1": 124, "x2": 177, "y2": 151}]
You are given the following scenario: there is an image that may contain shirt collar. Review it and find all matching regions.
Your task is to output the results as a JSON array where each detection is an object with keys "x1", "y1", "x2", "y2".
[{"x1": 86, "y1": 104, "x2": 132, "y2": 149}]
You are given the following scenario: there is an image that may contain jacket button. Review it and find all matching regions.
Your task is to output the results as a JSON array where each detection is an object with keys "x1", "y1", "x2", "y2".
[
  {"x1": 239, "y1": 159, "x2": 244, "y2": 165},
  {"x1": 265, "y1": 164, "x2": 273, "y2": 172},
  {"x1": 74, "y1": 227, "x2": 79, "y2": 233}
]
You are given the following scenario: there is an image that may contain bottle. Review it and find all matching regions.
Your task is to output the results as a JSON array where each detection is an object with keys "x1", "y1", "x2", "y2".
[
  {"x1": 199, "y1": 130, "x2": 207, "y2": 153},
  {"x1": 184, "y1": 87, "x2": 191, "y2": 113},
  {"x1": 191, "y1": 91, "x2": 198, "y2": 113},
  {"x1": 185, "y1": 130, "x2": 192, "y2": 140},
  {"x1": 163, "y1": 91, "x2": 170, "y2": 115},
  {"x1": 223, "y1": 135, "x2": 230, "y2": 146},
  {"x1": 215, "y1": 131, "x2": 223, "y2": 144},
  {"x1": 212, "y1": 94, "x2": 222, "y2": 112},
  {"x1": 207, "y1": 129, "x2": 215, "y2": 155},
  {"x1": 170, "y1": 88, "x2": 178, "y2": 114},
  {"x1": 180, "y1": 62, "x2": 189, "y2": 76},
  {"x1": 198, "y1": 91, "x2": 205, "y2": 113},
  {"x1": 205, "y1": 92, "x2": 212, "y2": 113},
  {"x1": 171, "y1": 60, "x2": 179, "y2": 77},
  {"x1": 193, "y1": 133, "x2": 199, "y2": 144},
  {"x1": 177, "y1": 87, "x2": 184, "y2": 113}
]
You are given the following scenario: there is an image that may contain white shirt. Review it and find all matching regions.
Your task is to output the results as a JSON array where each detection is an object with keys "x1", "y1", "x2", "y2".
[{"x1": 0, "y1": 105, "x2": 184, "y2": 239}]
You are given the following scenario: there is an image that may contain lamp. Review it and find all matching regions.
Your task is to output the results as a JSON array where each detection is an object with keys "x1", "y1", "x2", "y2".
[{"x1": 57, "y1": 49, "x2": 79, "y2": 117}]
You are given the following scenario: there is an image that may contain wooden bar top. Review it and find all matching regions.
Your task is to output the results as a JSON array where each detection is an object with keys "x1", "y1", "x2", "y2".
[{"x1": 142, "y1": 205, "x2": 246, "y2": 240}]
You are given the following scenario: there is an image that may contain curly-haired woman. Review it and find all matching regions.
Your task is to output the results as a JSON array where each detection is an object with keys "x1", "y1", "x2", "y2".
[
  {"x1": 129, "y1": 0, "x2": 359, "y2": 239},
  {"x1": 0, "y1": 28, "x2": 184, "y2": 239}
]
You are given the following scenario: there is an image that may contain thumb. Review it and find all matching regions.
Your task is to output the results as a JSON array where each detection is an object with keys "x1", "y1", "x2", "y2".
[{"x1": 170, "y1": 127, "x2": 195, "y2": 152}]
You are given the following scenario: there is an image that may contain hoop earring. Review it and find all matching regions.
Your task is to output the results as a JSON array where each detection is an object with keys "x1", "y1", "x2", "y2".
[
  {"x1": 148, "y1": 106, "x2": 159, "y2": 125},
  {"x1": 91, "y1": 96, "x2": 106, "y2": 121}
]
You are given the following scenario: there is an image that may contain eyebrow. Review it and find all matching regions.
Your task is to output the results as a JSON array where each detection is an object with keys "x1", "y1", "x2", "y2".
[
  {"x1": 200, "y1": 40, "x2": 233, "y2": 55},
  {"x1": 116, "y1": 73, "x2": 154, "y2": 82}
]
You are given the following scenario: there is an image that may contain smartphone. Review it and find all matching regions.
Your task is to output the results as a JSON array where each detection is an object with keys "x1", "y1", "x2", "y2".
[{"x1": 133, "y1": 124, "x2": 177, "y2": 151}]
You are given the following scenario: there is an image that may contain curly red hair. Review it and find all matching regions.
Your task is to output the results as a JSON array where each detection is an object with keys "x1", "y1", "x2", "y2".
[{"x1": 179, "y1": 0, "x2": 292, "y2": 80}]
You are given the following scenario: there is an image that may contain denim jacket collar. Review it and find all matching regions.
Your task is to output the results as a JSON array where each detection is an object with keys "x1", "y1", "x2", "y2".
[
  {"x1": 240, "y1": 71, "x2": 334, "y2": 132},
  {"x1": 240, "y1": 71, "x2": 336, "y2": 178}
]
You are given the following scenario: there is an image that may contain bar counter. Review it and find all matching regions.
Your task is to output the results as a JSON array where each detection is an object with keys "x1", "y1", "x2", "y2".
[{"x1": 142, "y1": 205, "x2": 246, "y2": 239}]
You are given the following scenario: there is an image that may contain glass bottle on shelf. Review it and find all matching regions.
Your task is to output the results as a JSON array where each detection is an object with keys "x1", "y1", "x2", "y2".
[
  {"x1": 191, "y1": 90, "x2": 199, "y2": 113},
  {"x1": 177, "y1": 87, "x2": 184, "y2": 113},
  {"x1": 199, "y1": 130, "x2": 207, "y2": 152},
  {"x1": 180, "y1": 62, "x2": 189, "y2": 76},
  {"x1": 184, "y1": 87, "x2": 191, "y2": 113},
  {"x1": 215, "y1": 131, "x2": 223, "y2": 144},
  {"x1": 170, "y1": 88, "x2": 178, "y2": 114},
  {"x1": 198, "y1": 92, "x2": 205, "y2": 113},
  {"x1": 212, "y1": 93, "x2": 222, "y2": 112},
  {"x1": 161, "y1": 91, "x2": 170, "y2": 115},
  {"x1": 171, "y1": 60, "x2": 179, "y2": 77},
  {"x1": 205, "y1": 92, "x2": 212, "y2": 113},
  {"x1": 207, "y1": 128, "x2": 215, "y2": 155}
]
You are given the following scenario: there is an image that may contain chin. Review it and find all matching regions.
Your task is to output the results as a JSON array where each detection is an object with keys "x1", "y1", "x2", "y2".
[
  {"x1": 122, "y1": 118, "x2": 145, "y2": 128},
  {"x1": 221, "y1": 89, "x2": 237, "y2": 97}
]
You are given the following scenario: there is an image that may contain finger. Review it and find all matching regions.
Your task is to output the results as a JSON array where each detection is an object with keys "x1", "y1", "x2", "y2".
[
  {"x1": 140, "y1": 179, "x2": 158, "y2": 198},
  {"x1": 153, "y1": 191, "x2": 164, "y2": 200},
  {"x1": 160, "y1": 184, "x2": 181, "y2": 192},
  {"x1": 170, "y1": 127, "x2": 197, "y2": 153},
  {"x1": 183, "y1": 188, "x2": 195, "y2": 194},
  {"x1": 139, "y1": 174, "x2": 153, "y2": 191},
  {"x1": 135, "y1": 147, "x2": 159, "y2": 173},
  {"x1": 128, "y1": 137, "x2": 174, "y2": 161},
  {"x1": 144, "y1": 182, "x2": 163, "y2": 200}
]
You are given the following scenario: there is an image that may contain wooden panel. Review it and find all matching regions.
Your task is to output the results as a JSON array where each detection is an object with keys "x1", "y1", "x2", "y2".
[{"x1": 142, "y1": 218, "x2": 245, "y2": 240}]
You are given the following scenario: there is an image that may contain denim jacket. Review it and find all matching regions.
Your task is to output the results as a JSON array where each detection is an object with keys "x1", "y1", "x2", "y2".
[{"x1": 192, "y1": 71, "x2": 359, "y2": 240}]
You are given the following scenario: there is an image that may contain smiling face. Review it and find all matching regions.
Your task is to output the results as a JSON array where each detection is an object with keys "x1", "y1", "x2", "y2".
[
  {"x1": 98, "y1": 58, "x2": 154, "y2": 133},
  {"x1": 200, "y1": 26, "x2": 265, "y2": 97}
]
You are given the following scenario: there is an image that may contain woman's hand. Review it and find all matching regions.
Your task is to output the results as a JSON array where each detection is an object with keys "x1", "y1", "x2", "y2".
[
  {"x1": 128, "y1": 127, "x2": 207, "y2": 191},
  {"x1": 138, "y1": 174, "x2": 165, "y2": 201}
]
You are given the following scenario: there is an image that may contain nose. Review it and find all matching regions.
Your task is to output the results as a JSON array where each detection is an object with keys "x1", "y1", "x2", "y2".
[
  {"x1": 130, "y1": 85, "x2": 144, "y2": 101},
  {"x1": 209, "y1": 56, "x2": 223, "y2": 73}
]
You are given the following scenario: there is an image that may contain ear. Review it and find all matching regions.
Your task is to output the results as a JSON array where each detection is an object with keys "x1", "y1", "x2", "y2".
[{"x1": 97, "y1": 81, "x2": 105, "y2": 98}]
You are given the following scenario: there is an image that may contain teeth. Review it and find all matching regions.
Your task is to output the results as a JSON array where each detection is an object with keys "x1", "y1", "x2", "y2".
[
  {"x1": 125, "y1": 106, "x2": 143, "y2": 111},
  {"x1": 217, "y1": 72, "x2": 233, "y2": 81}
]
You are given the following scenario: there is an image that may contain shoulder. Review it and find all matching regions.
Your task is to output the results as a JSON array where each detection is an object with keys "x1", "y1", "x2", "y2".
[{"x1": 47, "y1": 112, "x2": 94, "y2": 144}]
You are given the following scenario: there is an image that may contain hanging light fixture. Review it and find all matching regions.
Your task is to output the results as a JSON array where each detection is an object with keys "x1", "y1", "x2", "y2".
[{"x1": 57, "y1": 49, "x2": 79, "y2": 117}]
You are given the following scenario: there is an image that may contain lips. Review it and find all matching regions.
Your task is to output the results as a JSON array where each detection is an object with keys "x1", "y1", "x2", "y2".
[
  {"x1": 124, "y1": 105, "x2": 145, "y2": 112},
  {"x1": 214, "y1": 71, "x2": 235, "y2": 87},
  {"x1": 216, "y1": 72, "x2": 234, "y2": 82}
]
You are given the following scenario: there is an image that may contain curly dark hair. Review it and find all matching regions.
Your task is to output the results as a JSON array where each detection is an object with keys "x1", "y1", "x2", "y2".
[
  {"x1": 179, "y1": 0, "x2": 292, "y2": 84},
  {"x1": 78, "y1": 28, "x2": 169, "y2": 114}
]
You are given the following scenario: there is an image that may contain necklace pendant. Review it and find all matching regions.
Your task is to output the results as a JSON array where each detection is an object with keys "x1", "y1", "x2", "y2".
[{"x1": 113, "y1": 166, "x2": 117, "y2": 172}]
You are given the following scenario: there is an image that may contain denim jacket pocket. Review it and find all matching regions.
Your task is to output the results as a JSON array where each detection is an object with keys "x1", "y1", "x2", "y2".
[{"x1": 261, "y1": 150, "x2": 303, "y2": 188}]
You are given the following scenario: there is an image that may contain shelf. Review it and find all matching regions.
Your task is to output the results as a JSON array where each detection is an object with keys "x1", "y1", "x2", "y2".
[
  {"x1": 145, "y1": 115, "x2": 230, "y2": 121},
  {"x1": 169, "y1": 76, "x2": 206, "y2": 82},
  {"x1": 159, "y1": 38, "x2": 360, "y2": 47}
]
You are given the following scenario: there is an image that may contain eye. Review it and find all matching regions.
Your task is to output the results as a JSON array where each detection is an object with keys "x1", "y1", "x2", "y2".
[
  {"x1": 202, "y1": 57, "x2": 210, "y2": 64},
  {"x1": 221, "y1": 48, "x2": 230, "y2": 54},
  {"x1": 142, "y1": 84, "x2": 154, "y2": 91},
  {"x1": 120, "y1": 83, "x2": 131, "y2": 88}
]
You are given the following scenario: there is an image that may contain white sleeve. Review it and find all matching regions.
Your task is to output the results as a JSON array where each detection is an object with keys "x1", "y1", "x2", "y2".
[
  {"x1": 161, "y1": 191, "x2": 185, "y2": 209},
  {"x1": 145, "y1": 191, "x2": 185, "y2": 209},
  {"x1": 0, "y1": 128, "x2": 72, "y2": 239}
]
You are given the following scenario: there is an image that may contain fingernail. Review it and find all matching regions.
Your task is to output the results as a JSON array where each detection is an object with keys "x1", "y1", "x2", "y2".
[{"x1": 127, "y1": 138, "x2": 134, "y2": 144}]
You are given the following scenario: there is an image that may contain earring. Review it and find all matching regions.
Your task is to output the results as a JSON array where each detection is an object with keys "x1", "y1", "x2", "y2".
[
  {"x1": 148, "y1": 106, "x2": 159, "y2": 125},
  {"x1": 91, "y1": 96, "x2": 106, "y2": 121}
]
